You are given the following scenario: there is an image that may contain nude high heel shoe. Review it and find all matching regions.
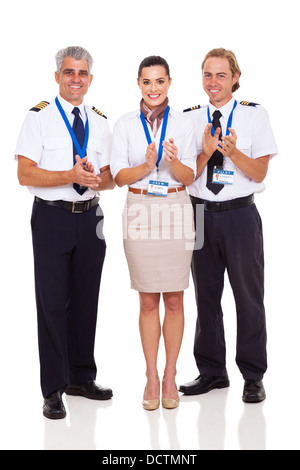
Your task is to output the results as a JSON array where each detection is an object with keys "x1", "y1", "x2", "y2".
[
  {"x1": 162, "y1": 396, "x2": 179, "y2": 409},
  {"x1": 162, "y1": 377, "x2": 179, "y2": 409},
  {"x1": 142, "y1": 397, "x2": 160, "y2": 411},
  {"x1": 142, "y1": 380, "x2": 160, "y2": 411}
]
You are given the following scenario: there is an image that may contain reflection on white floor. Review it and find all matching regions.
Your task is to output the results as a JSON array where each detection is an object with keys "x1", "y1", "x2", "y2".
[
  {"x1": 42, "y1": 385, "x2": 266, "y2": 451},
  {"x1": 2, "y1": 366, "x2": 299, "y2": 451},
  {"x1": 2, "y1": 267, "x2": 300, "y2": 451}
]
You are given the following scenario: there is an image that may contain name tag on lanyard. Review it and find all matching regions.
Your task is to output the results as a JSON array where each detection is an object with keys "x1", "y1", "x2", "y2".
[
  {"x1": 140, "y1": 106, "x2": 170, "y2": 196},
  {"x1": 148, "y1": 180, "x2": 169, "y2": 196},
  {"x1": 55, "y1": 97, "x2": 89, "y2": 159},
  {"x1": 212, "y1": 169, "x2": 234, "y2": 185}
]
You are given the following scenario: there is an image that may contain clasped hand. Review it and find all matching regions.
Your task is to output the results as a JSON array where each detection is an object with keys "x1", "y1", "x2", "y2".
[
  {"x1": 145, "y1": 139, "x2": 178, "y2": 170},
  {"x1": 73, "y1": 155, "x2": 102, "y2": 189},
  {"x1": 203, "y1": 124, "x2": 237, "y2": 159}
]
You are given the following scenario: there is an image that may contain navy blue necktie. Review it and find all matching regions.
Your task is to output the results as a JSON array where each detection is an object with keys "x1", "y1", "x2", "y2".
[
  {"x1": 206, "y1": 110, "x2": 224, "y2": 195},
  {"x1": 72, "y1": 107, "x2": 87, "y2": 195}
]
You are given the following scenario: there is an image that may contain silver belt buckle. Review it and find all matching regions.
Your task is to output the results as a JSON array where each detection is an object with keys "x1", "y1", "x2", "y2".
[{"x1": 72, "y1": 202, "x2": 84, "y2": 213}]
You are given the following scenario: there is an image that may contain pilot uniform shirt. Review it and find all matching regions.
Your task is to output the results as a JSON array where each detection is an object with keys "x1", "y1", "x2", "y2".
[
  {"x1": 187, "y1": 97, "x2": 278, "y2": 201},
  {"x1": 15, "y1": 95, "x2": 112, "y2": 202},
  {"x1": 110, "y1": 107, "x2": 197, "y2": 188}
]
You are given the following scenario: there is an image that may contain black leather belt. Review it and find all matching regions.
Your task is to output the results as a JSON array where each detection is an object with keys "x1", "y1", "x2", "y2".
[
  {"x1": 35, "y1": 196, "x2": 99, "y2": 213},
  {"x1": 190, "y1": 194, "x2": 254, "y2": 212}
]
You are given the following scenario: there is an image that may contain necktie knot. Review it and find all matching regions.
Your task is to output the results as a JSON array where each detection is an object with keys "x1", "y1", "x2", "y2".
[
  {"x1": 72, "y1": 107, "x2": 81, "y2": 117},
  {"x1": 212, "y1": 109, "x2": 222, "y2": 138},
  {"x1": 213, "y1": 110, "x2": 222, "y2": 120}
]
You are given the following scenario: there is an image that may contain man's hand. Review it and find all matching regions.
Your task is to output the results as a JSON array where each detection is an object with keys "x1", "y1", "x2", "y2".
[
  {"x1": 73, "y1": 155, "x2": 101, "y2": 187},
  {"x1": 202, "y1": 123, "x2": 222, "y2": 158},
  {"x1": 218, "y1": 128, "x2": 238, "y2": 158},
  {"x1": 83, "y1": 160, "x2": 95, "y2": 174}
]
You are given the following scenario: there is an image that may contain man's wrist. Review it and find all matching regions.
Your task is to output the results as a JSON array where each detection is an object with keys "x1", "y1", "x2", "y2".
[
  {"x1": 67, "y1": 168, "x2": 75, "y2": 185},
  {"x1": 228, "y1": 148, "x2": 241, "y2": 163}
]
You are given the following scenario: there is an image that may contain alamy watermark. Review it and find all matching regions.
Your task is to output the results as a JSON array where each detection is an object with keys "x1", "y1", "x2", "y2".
[{"x1": 96, "y1": 202, "x2": 204, "y2": 251}]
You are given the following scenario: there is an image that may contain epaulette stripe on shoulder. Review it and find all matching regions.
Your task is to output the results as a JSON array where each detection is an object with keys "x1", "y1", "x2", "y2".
[
  {"x1": 92, "y1": 106, "x2": 107, "y2": 119},
  {"x1": 240, "y1": 101, "x2": 259, "y2": 107},
  {"x1": 183, "y1": 105, "x2": 201, "y2": 113},
  {"x1": 30, "y1": 101, "x2": 50, "y2": 112}
]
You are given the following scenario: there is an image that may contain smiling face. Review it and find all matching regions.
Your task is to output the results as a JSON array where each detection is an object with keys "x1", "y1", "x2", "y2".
[
  {"x1": 202, "y1": 57, "x2": 240, "y2": 108},
  {"x1": 137, "y1": 65, "x2": 172, "y2": 110},
  {"x1": 55, "y1": 56, "x2": 93, "y2": 105}
]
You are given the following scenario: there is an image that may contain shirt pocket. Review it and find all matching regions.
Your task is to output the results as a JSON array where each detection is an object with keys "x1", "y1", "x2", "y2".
[
  {"x1": 236, "y1": 137, "x2": 252, "y2": 157},
  {"x1": 42, "y1": 136, "x2": 71, "y2": 170},
  {"x1": 87, "y1": 137, "x2": 101, "y2": 154},
  {"x1": 43, "y1": 135, "x2": 70, "y2": 150},
  {"x1": 87, "y1": 138, "x2": 102, "y2": 173}
]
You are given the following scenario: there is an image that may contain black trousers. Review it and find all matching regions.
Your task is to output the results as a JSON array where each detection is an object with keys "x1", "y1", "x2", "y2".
[
  {"x1": 31, "y1": 201, "x2": 106, "y2": 398},
  {"x1": 191, "y1": 200, "x2": 267, "y2": 381}
]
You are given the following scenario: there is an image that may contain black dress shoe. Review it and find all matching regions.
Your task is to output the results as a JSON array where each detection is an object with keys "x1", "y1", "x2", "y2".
[
  {"x1": 43, "y1": 391, "x2": 66, "y2": 420},
  {"x1": 65, "y1": 380, "x2": 113, "y2": 400},
  {"x1": 242, "y1": 380, "x2": 266, "y2": 403},
  {"x1": 179, "y1": 374, "x2": 230, "y2": 396}
]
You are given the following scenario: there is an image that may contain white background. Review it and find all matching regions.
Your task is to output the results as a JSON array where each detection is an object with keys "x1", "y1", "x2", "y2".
[{"x1": 1, "y1": 0, "x2": 299, "y2": 451}]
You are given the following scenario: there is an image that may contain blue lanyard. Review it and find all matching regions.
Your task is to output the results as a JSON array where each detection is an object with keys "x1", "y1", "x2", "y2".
[
  {"x1": 140, "y1": 105, "x2": 170, "y2": 170},
  {"x1": 207, "y1": 99, "x2": 237, "y2": 137},
  {"x1": 55, "y1": 97, "x2": 89, "y2": 159}
]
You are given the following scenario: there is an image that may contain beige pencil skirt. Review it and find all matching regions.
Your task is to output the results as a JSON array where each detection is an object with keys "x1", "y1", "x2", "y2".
[{"x1": 123, "y1": 189, "x2": 195, "y2": 293}]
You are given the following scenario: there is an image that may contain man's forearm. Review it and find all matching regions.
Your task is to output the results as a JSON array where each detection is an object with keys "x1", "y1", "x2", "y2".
[
  {"x1": 18, "y1": 156, "x2": 73, "y2": 187},
  {"x1": 195, "y1": 152, "x2": 210, "y2": 180},
  {"x1": 228, "y1": 150, "x2": 270, "y2": 183}
]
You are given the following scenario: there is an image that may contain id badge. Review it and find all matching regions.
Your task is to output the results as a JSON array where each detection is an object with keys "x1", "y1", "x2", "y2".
[
  {"x1": 148, "y1": 179, "x2": 169, "y2": 196},
  {"x1": 212, "y1": 167, "x2": 234, "y2": 185}
]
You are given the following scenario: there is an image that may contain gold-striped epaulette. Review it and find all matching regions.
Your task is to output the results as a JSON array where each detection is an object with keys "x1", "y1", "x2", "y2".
[
  {"x1": 30, "y1": 101, "x2": 50, "y2": 112},
  {"x1": 92, "y1": 106, "x2": 107, "y2": 119},
  {"x1": 240, "y1": 101, "x2": 259, "y2": 107},
  {"x1": 183, "y1": 105, "x2": 201, "y2": 113}
]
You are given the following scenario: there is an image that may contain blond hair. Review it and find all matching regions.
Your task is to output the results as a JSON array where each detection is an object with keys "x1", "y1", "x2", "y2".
[{"x1": 202, "y1": 48, "x2": 241, "y2": 92}]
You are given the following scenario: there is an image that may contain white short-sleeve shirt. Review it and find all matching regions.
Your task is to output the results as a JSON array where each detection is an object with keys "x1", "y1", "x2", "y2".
[
  {"x1": 15, "y1": 95, "x2": 112, "y2": 202},
  {"x1": 110, "y1": 107, "x2": 197, "y2": 189},
  {"x1": 186, "y1": 97, "x2": 278, "y2": 201}
]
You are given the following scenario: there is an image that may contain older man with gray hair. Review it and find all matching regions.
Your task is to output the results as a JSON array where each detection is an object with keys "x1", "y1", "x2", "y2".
[{"x1": 15, "y1": 46, "x2": 114, "y2": 419}]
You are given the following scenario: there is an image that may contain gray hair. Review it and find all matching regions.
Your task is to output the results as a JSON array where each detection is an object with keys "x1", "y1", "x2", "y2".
[{"x1": 55, "y1": 46, "x2": 94, "y2": 74}]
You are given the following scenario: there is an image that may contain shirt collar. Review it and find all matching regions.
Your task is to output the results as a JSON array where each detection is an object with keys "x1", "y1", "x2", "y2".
[
  {"x1": 208, "y1": 96, "x2": 236, "y2": 119},
  {"x1": 57, "y1": 94, "x2": 85, "y2": 118}
]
